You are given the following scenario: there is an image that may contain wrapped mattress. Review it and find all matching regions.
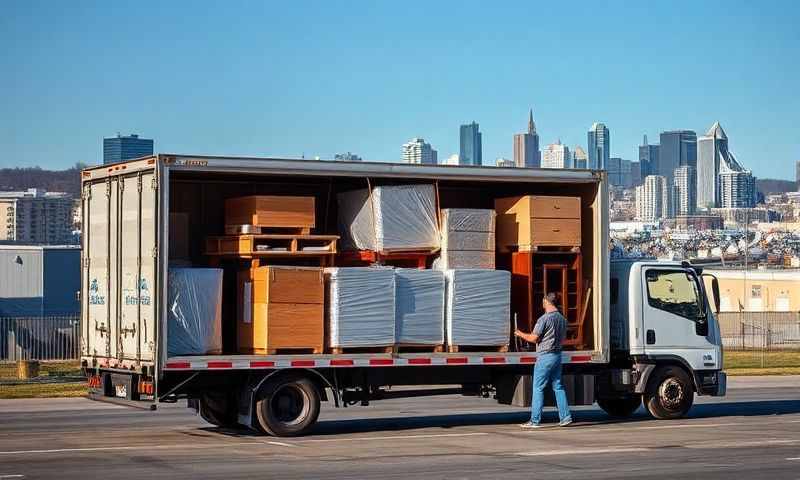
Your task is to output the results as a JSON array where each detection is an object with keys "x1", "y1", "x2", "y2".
[
  {"x1": 167, "y1": 268, "x2": 223, "y2": 356},
  {"x1": 445, "y1": 269, "x2": 510, "y2": 347},
  {"x1": 325, "y1": 267, "x2": 395, "y2": 348},
  {"x1": 337, "y1": 184, "x2": 440, "y2": 252},
  {"x1": 395, "y1": 269, "x2": 445, "y2": 345}
]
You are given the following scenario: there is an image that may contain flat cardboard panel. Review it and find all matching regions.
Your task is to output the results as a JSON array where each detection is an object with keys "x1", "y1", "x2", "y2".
[
  {"x1": 266, "y1": 303, "x2": 324, "y2": 348},
  {"x1": 225, "y1": 195, "x2": 315, "y2": 228},
  {"x1": 253, "y1": 266, "x2": 324, "y2": 304}
]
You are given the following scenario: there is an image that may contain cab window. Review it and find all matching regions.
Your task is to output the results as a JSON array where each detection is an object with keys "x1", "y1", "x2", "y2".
[{"x1": 645, "y1": 269, "x2": 702, "y2": 320}]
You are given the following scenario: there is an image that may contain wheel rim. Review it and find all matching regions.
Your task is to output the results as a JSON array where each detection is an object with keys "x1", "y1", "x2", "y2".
[
  {"x1": 270, "y1": 385, "x2": 310, "y2": 426},
  {"x1": 658, "y1": 377, "x2": 685, "y2": 410}
]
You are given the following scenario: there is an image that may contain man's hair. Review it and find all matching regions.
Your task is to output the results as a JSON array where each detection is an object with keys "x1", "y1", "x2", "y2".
[{"x1": 544, "y1": 292, "x2": 559, "y2": 308}]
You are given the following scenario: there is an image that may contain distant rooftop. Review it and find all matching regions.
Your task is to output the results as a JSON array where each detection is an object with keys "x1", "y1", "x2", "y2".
[{"x1": 0, "y1": 188, "x2": 70, "y2": 198}]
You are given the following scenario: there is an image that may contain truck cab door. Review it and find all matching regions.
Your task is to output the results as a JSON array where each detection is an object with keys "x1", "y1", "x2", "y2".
[{"x1": 639, "y1": 267, "x2": 721, "y2": 371}]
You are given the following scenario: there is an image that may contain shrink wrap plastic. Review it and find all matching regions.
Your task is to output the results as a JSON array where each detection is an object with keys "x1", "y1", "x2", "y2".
[
  {"x1": 433, "y1": 251, "x2": 495, "y2": 270},
  {"x1": 445, "y1": 269, "x2": 510, "y2": 346},
  {"x1": 441, "y1": 232, "x2": 496, "y2": 251},
  {"x1": 337, "y1": 184, "x2": 440, "y2": 252},
  {"x1": 441, "y1": 209, "x2": 496, "y2": 233},
  {"x1": 395, "y1": 269, "x2": 445, "y2": 345},
  {"x1": 325, "y1": 267, "x2": 396, "y2": 347},
  {"x1": 167, "y1": 268, "x2": 223, "y2": 356}
]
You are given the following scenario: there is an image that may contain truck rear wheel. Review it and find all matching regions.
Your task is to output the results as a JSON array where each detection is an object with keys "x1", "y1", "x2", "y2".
[
  {"x1": 199, "y1": 391, "x2": 238, "y2": 428},
  {"x1": 597, "y1": 394, "x2": 642, "y2": 418},
  {"x1": 644, "y1": 366, "x2": 694, "y2": 419},
  {"x1": 255, "y1": 374, "x2": 320, "y2": 437}
]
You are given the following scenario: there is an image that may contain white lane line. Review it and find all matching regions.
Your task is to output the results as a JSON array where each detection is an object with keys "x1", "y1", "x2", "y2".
[
  {"x1": 635, "y1": 422, "x2": 746, "y2": 430},
  {"x1": 297, "y1": 432, "x2": 489, "y2": 443},
  {"x1": 265, "y1": 441, "x2": 296, "y2": 448},
  {"x1": 516, "y1": 447, "x2": 650, "y2": 457},
  {"x1": 685, "y1": 439, "x2": 800, "y2": 449},
  {"x1": 784, "y1": 457, "x2": 800, "y2": 461},
  {"x1": 0, "y1": 442, "x2": 265, "y2": 456},
  {"x1": 0, "y1": 475, "x2": 25, "y2": 479}
]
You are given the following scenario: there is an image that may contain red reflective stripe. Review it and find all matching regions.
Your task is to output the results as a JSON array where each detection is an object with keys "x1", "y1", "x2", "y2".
[
  {"x1": 291, "y1": 360, "x2": 316, "y2": 367},
  {"x1": 571, "y1": 355, "x2": 592, "y2": 362},
  {"x1": 330, "y1": 359, "x2": 354, "y2": 366},
  {"x1": 165, "y1": 362, "x2": 191, "y2": 369},
  {"x1": 408, "y1": 358, "x2": 431, "y2": 365},
  {"x1": 446, "y1": 357, "x2": 468, "y2": 364},
  {"x1": 207, "y1": 361, "x2": 233, "y2": 369},
  {"x1": 520, "y1": 356, "x2": 536, "y2": 363},
  {"x1": 369, "y1": 358, "x2": 394, "y2": 366},
  {"x1": 482, "y1": 357, "x2": 506, "y2": 364},
  {"x1": 250, "y1": 361, "x2": 275, "y2": 368}
]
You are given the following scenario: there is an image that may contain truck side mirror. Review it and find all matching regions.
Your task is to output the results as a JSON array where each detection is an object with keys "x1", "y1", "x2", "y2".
[{"x1": 701, "y1": 273, "x2": 720, "y2": 315}]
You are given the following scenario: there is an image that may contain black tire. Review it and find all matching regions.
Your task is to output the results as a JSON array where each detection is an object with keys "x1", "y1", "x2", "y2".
[
  {"x1": 644, "y1": 366, "x2": 694, "y2": 420},
  {"x1": 255, "y1": 374, "x2": 321, "y2": 437},
  {"x1": 597, "y1": 394, "x2": 642, "y2": 418},
  {"x1": 199, "y1": 391, "x2": 238, "y2": 428}
]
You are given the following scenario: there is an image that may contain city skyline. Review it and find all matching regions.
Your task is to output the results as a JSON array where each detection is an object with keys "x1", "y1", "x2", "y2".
[{"x1": 2, "y1": 2, "x2": 799, "y2": 180}]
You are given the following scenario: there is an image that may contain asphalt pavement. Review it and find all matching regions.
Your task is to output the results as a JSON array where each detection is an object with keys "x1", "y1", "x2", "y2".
[{"x1": 0, "y1": 375, "x2": 799, "y2": 479}]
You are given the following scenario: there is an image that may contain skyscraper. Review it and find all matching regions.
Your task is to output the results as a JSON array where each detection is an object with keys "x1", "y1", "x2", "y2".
[
  {"x1": 608, "y1": 158, "x2": 633, "y2": 187},
  {"x1": 402, "y1": 138, "x2": 437, "y2": 164},
  {"x1": 513, "y1": 110, "x2": 540, "y2": 168},
  {"x1": 459, "y1": 122, "x2": 482, "y2": 166},
  {"x1": 674, "y1": 165, "x2": 697, "y2": 216},
  {"x1": 541, "y1": 141, "x2": 571, "y2": 169},
  {"x1": 635, "y1": 175, "x2": 669, "y2": 221},
  {"x1": 103, "y1": 134, "x2": 154, "y2": 164},
  {"x1": 573, "y1": 146, "x2": 588, "y2": 169},
  {"x1": 658, "y1": 130, "x2": 696, "y2": 187},
  {"x1": 638, "y1": 135, "x2": 659, "y2": 178},
  {"x1": 696, "y1": 122, "x2": 728, "y2": 209},
  {"x1": 587, "y1": 123, "x2": 610, "y2": 170}
]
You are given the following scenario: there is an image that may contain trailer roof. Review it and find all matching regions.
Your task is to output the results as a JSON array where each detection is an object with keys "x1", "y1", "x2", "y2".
[{"x1": 83, "y1": 154, "x2": 605, "y2": 184}]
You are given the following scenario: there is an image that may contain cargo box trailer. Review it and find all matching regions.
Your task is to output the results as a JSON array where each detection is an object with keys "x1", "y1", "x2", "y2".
[{"x1": 80, "y1": 155, "x2": 725, "y2": 436}]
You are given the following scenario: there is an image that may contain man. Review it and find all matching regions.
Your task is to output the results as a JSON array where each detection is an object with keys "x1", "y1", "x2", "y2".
[{"x1": 514, "y1": 292, "x2": 573, "y2": 428}]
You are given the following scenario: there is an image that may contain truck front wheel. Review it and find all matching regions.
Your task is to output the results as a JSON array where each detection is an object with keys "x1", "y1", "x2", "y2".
[
  {"x1": 644, "y1": 366, "x2": 694, "y2": 419},
  {"x1": 597, "y1": 394, "x2": 642, "y2": 418},
  {"x1": 255, "y1": 374, "x2": 321, "y2": 437}
]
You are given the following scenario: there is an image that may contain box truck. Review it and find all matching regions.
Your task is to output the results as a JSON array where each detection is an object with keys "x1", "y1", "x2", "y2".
[{"x1": 80, "y1": 155, "x2": 725, "y2": 436}]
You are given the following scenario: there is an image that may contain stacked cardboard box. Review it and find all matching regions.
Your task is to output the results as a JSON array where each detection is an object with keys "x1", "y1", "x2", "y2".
[
  {"x1": 434, "y1": 209, "x2": 496, "y2": 270},
  {"x1": 237, "y1": 266, "x2": 324, "y2": 354},
  {"x1": 225, "y1": 195, "x2": 315, "y2": 230}
]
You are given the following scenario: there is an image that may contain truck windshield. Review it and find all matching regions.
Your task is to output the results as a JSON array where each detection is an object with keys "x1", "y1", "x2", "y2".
[{"x1": 645, "y1": 269, "x2": 702, "y2": 320}]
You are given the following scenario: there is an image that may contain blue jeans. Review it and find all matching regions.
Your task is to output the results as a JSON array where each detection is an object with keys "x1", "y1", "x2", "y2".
[{"x1": 531, "y1": 351, "x2": 572, "y2": 424}]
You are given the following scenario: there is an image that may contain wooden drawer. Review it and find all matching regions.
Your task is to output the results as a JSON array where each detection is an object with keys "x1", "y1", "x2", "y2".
[
  {"x1": 225, "y1": 195, "x2": 315, "y2": 228},
  {"x1": 530, "y1": 218, "x2": 581, "y2": 247},
  {"x1": 529, "y1": 196, "x2": 581, "y2": 219},
  {"x1": 252, "y1": 266, "x2": 324, "y2": 304},
  {"x1": 238, "y1": 303, "x2": 324, "y2": 354}
]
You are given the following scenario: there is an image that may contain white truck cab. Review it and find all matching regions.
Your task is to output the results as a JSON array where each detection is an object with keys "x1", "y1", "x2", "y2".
[{"x1": 604, "y1": 259, "x2": 726, "y2": 420}]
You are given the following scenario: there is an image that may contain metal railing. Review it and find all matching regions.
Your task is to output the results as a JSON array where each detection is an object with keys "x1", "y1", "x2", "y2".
[
  {"x1": 0, "y1": 316, "x2": 80, "y2": 361},
  {"x1": 717, "y1": 311, "x2": 800, "y2": 351}
]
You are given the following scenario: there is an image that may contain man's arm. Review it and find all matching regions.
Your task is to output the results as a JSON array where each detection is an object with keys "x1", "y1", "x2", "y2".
[{"x1": 514, "y1": 329, "x2": 540, "y2": 344}]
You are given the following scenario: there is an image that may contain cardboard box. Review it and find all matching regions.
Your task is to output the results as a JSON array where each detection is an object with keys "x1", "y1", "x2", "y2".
[
  {"x1": 225, "y1": 195, "x2": 315, "y2": 229},
  {"x1": 495, "y1": 195, "x2": 581, "y2": 251}
]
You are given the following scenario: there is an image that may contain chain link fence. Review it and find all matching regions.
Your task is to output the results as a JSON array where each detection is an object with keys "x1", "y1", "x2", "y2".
[
  {"x1": 717, "y1": 311, "x2": 800, "y2": 351},
  {"x1": 0, "y1": 316, "x2": 80, "y2": 362}
]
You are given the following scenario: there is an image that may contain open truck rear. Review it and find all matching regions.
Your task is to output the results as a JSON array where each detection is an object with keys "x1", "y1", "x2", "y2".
[{"x1": 81, "y1": 154, "x2": 723, "y2": 436}]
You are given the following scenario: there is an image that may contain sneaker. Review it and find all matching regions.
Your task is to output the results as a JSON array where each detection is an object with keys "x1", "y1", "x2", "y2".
[
  {"x1": 519, "y1": 421, "x2": 544, "y2": 429},
  {"x1": 559, "y1": 417, "x2": 574, "y2": 427}
]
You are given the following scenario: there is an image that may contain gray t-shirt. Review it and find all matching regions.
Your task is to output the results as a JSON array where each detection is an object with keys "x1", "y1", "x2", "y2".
[{"x1": 533, "y1": 311, "x2": 567, "y2": 353}]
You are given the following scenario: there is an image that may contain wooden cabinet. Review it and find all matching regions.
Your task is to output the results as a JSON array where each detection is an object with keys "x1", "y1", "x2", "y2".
[
  {"x1": 495, "y1": 195, "x2": 581, "y2": 252},
  {"x1": 237, "y1": 266, "x2": 324, "y2": 354},
  {"x1": 225, "y1": 195, "x2": 315, "y2": 230}
]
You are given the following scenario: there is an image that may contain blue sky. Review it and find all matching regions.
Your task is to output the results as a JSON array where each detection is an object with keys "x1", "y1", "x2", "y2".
[{"x1": 2, "y1": 1, "x2": 799, "y2": 179}]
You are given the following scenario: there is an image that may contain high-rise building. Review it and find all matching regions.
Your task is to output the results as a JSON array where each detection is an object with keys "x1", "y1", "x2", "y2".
[
  {"x1": 630, "y1": 161, "x2": 642, "y2": 187},
  {"x1": 635, "y1": 175, "x2": 670, "y2": 221},
  {"x1": 658, "y1": 130, "x2": 696, "y2": 187},
  {"x1": 513, "y1": 110, "x2": 540, "y2": 168},
  {"x1": 587, "y1": 123, "x2": 610, "y2": 170},
  {"x1": 573, "y1": 146, "x2": 588, "y2": 169},
  {"x1": 719, "y1": 171, "x2": 756, "y2": 208},
  {"x1": 443, "y1": 154, "x2": 460, "y2": 166},
  {"x1": 638, "y1": 135, "x2": 659, "y2": 178},
  {"x1": 674, "y1": 165, "x2": 697, "y2": 216},
  {"x1": 541, "y1": 141, "x2": 571, "y2": 169},
  {"x1": 402, "y1": 138, "x2": 437, "y2": 164},
  {"x1": 103, "y1": 134, "x2": 154, "y2": 164},
  {"x1": 334, "y1": 152, "x2": 362, "y2": 161},
  {"x1": 696, "y1": 122, "x2": 729, "y2": 209},
  {"x1": 608, "y1": 158, "x2": 633, "y2": 187},
  {"x1": 459, "y1": 122, "x2": 482, "y2": 166},
  {"x1": 0, "y1": 189, "x2": 74, "y2": 244},
  {"x1": 496, "y1": 158, "x2": 515, "y2": 167}
]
